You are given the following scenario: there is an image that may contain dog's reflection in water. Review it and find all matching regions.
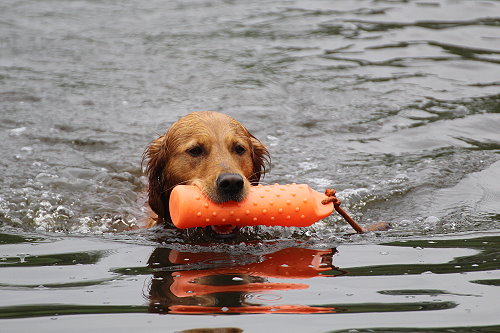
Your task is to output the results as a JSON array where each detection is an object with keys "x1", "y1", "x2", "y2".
[{"x1": 147, "y1": 246, "x2": 344, "y2": 314}]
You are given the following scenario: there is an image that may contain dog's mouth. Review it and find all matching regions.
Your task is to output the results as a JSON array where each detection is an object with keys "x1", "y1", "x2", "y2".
[{"x1": 206, "y1": 225, "x2": 240, "y2": 238}]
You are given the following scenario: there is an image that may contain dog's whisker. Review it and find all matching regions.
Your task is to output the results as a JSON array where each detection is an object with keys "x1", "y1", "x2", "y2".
[
  {"x1": 249, "y1": 170, "x2": 265, "y2": 184},
  {"x1": 161, "y1": 180, "x2": 193, "y2": 194}
]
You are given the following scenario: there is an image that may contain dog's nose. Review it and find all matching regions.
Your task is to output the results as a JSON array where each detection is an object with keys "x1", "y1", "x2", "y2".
[{"x1": 216, "y1": 173, "x2": 244, "y2": 194}]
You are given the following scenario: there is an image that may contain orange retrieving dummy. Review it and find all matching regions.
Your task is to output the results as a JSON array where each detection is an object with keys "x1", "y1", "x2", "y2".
[
  {"x1": 170, "y1": 184, "x2": 332, "y2": 229},
  {"x1": 169, "y1": 183, "x2": 375, "y2": 233}
]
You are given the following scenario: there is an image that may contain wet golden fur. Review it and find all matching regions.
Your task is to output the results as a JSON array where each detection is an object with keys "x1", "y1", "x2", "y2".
[{"x1": 144, "y1": 111, "x2": 269, "y2": 225}]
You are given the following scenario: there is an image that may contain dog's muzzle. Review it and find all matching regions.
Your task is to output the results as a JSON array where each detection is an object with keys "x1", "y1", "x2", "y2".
[{"x1": 215, "y1": 173, "x2": 245, "y2": 202}]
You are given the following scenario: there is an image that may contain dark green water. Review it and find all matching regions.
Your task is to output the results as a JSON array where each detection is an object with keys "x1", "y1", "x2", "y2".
[
  {"x1": 1, "y1": 0, "x2": 499, "y2": 332},
  {"x1": 1, "y1": 231, "x2": 499, "y2": 332}
]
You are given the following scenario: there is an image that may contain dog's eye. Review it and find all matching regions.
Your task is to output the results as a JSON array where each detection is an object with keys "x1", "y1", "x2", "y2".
[
  {"x1": 234, "y1": 144, "x2": 246, "y2": 155},
  {"x1": 187, "y1": 146, "x2": 203, "y2": 157}
]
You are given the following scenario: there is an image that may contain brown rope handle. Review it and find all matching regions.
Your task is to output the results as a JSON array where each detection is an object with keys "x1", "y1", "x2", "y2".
[{"x1": 322, "y1": 188, "x2": 364, "y2": 234}]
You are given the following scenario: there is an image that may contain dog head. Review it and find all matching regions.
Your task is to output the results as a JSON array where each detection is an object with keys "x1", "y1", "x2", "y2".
[{"x1": 144, "y1": 111, "x2": 270, "y2": 230}]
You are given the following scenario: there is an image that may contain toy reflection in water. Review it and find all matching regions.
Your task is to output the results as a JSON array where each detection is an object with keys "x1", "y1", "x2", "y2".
[{"x1": 147, "y1": 246, "x2": 345, "y2": 314}]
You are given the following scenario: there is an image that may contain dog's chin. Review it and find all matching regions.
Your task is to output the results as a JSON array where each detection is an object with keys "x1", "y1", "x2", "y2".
[
  {"x1": 206, "y1": 225, "x2": 240, "y2": 239},
  {"x1": 191, "y1": 182, "x2": 248, "y2": 238}
]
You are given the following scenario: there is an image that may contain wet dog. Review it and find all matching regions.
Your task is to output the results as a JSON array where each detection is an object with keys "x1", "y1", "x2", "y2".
[{"x1": 144, "y1": 111, "x2": 269, "y2": 236}]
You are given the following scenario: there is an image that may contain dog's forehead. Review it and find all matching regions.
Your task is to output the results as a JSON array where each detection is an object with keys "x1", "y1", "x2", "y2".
[
  {"x1": 177, "y1": 118, "x2": 241, "y2": 136},
  {"x1": 168, "y1": 113, "x2": 249, "y2": 147}
]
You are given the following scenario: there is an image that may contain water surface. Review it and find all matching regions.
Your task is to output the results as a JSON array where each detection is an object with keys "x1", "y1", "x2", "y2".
[{"x1": 1, "y1": 0, "x2": 499, "y2": 332}]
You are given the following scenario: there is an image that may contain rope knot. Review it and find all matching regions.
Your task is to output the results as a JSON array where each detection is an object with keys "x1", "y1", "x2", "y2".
[
  {"x1": 321, "y1": 187, "x2": 364, "y2": 234},
  {"x1": 321, "y1": 188, "x2": 341, "y2": 207}
]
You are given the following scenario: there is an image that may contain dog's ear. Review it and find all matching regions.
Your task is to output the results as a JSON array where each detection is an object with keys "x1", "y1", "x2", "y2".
[
  {"x1": 249, "y1": 135, "x2": 270, "y2": 185},
  {"x1": 143, "y1": 135, "x2": 170, "y2": 221}
]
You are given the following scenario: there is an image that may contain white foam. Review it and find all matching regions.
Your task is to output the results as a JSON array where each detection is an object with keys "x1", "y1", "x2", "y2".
[{"x1": 8, "y1": 127, "x2": 27, "y2": 136}]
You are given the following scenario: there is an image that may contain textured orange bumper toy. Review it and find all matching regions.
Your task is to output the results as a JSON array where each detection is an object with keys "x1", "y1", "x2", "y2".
[{"x1": 169, "y1": 183, "x2": 366, "y2": 233}]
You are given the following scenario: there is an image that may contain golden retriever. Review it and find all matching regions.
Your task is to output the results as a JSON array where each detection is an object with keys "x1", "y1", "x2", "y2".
[{"x1": 144, "y1": 111, "x2": 269, "y2": 236}]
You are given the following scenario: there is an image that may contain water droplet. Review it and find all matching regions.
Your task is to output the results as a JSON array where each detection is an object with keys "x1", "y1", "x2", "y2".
[
  {"x1": 17, "y1": 253, "x2": 28, "y2": 263},
  {"x1": 424, "y1": 216, "x2": 439, "y2": 224}
]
